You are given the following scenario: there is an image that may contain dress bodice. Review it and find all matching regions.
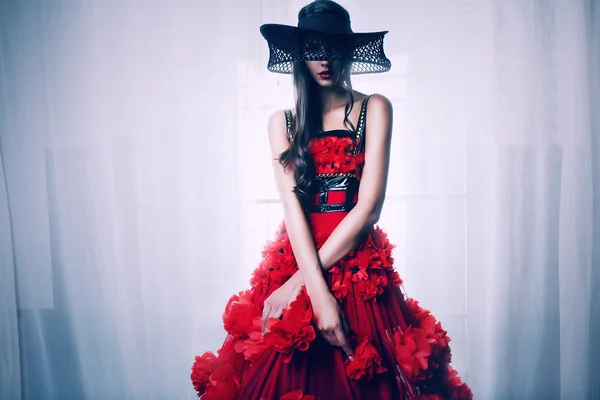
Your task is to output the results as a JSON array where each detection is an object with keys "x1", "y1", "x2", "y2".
[
  {"x1": 284, "y1": 95, "x2": 370, "y2": 180},
  {"x1": 308, "y1": 130, "x2": 366, "y2": 179},
  {"x1": 284, "y1": 95, "x2": 372, "y2": 217}
]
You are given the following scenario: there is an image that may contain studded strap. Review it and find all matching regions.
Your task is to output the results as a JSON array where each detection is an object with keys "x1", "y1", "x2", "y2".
[
  {"x1": 354, "y1": 95, "x2": 373, "y2": 154},
  {"x1": 283, "y1": 109, "x2": 294, "y2": 142}
]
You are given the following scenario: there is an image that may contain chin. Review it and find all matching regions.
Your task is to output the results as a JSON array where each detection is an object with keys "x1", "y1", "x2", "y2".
[
  {"x1": 317, "y1": 81, "x2": 336, "y2": 88},
  {"x1": 314, "y1": 76, "x2": 340, "y2": 88}
]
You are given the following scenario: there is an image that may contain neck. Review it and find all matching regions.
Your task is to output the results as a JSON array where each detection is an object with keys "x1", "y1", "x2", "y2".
[{"x1": 318, "y1": 85, "x2": 349, "y2": 113}]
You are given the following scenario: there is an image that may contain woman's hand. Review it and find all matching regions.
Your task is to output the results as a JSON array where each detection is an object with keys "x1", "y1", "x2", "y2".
[
  {"x1": 261, "y1": 272, "x2": 303, "y2": 334},
  {"x1": 312, "y1": 292, "x2": 354, "y2": 360}
]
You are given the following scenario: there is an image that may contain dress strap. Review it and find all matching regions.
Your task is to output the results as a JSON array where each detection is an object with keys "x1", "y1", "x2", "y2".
[
  {"x1": 283, "y1": 109, "x2": 294, "y2": 143},
  {"x1": 354, "y1": 94, "x2": 373, "y2": 154}
]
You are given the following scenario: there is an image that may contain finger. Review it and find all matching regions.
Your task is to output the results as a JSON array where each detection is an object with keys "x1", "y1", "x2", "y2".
[
  {"x1": 327, "y1": 329, "x2": 340, "y2": 347},
  {"x1": 261, "y1": 304, "x2": 272, "y2": 334},
  {"x1": 320, "y1": 329, "x2": 338, "y2": 347},
  {"x1": 271, "y1": 306, "x2": 283, "y2": 320},
  {"x1": 335, "y1": 328, "x2": 354, "y2": 361},
  {"x1": 263, "y1": 306, "x2": 280, "y2": 334},
  {"x1": 265, "y1": 304, "x2": 280, "y2": 323}
]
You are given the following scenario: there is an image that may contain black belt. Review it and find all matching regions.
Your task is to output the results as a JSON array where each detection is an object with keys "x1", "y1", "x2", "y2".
[
  {"x1": 305, "y1": 202, "x2": 357, "y2": 213},
  {"x1": 304, "y1": 175, "x2": 359, "y2": 213}
]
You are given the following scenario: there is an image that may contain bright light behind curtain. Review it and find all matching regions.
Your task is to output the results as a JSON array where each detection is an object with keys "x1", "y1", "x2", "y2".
[{"x1": 1, "y1": 1, "x2": 599, "y2": 400}]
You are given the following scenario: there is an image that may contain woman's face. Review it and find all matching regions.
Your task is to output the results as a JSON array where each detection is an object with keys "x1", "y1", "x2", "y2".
[{"x1": 305, "y1": 60, "x2": 345, "y2": 88}]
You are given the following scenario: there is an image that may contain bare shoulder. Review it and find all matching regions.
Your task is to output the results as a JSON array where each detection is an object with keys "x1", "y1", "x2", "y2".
[
  {"x1": 367, "y1": 93, "x2": 393, "y2": 117},
  {"x1": 267, "y1": 109, "x2": 286, "y2": 132},
  {"x1": 266, "y1": 110, "x2": 290, "y2": 157},
  {"x1": 267, "y1": 109, "x2": 289, "y2": 141},
  {"x1": 365, "y1": 93, "x2": 393, "y2": 135}
]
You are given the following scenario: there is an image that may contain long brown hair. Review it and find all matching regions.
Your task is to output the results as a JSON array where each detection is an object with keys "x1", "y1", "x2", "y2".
[{"x1": 278, "y1": 0, "x2": 357, "y2": 205}]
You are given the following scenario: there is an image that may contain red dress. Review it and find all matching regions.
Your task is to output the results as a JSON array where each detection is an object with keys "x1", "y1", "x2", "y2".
[{"x1": 191, "y1": 96, "x2": 473, "y2": 400}]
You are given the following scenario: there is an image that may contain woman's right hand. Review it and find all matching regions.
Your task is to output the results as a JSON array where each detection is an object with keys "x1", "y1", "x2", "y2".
[
  {"x1": 261, "y1": 272, "x2": 303, "y2": 334},
  {"x1": 312, "y1": 292, "x2": 354, "y2": 360}
]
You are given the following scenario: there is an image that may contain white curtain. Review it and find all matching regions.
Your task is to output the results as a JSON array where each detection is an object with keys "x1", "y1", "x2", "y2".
[{"x1": 1, "y1": 1, "x2": 598, "y2": 399}]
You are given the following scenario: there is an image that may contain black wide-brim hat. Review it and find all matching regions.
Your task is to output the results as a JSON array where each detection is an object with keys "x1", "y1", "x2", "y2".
[{"x1": 260, "y1": 13, "x2": 391, "y2": 74}]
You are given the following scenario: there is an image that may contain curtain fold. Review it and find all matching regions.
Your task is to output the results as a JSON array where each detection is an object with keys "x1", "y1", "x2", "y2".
[
  {"x1": 587, "y1": 0, "x2": 600, "y2": 398},
  {"x1": 0, "y1": 144, "x2": 22, "y2": 400}
]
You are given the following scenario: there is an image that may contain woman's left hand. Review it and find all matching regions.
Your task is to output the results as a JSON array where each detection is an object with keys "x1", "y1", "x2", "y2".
[{"x1": 261, "y1": 272, "x2": 304, "y2": 334}]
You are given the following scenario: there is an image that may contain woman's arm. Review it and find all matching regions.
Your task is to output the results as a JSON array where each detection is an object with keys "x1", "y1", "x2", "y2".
[
  {"x1": 317, "y1": 94, "x2": 394, "y2": 270},
  {"x1": 265, "y1": 109, "x2": 353, "y2": 359},
  {"x1": 266, "y1": 110, "x2": 330, "y2": 299}
]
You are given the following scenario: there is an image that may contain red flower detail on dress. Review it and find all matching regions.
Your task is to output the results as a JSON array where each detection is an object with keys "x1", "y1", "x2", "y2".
[
  {"x1": 280, "y1": 389, "x2": 318, "y2": 400},
  {"x1": 394, "y1": 300, "x2": 454, "y2": 381},
  {"x1": 329, "y1": 265, "x2": 349, "y2": 300},
  {"x1": 309, "y1": 136, "x2": 334, "y2": 164},
  {"x1": 258, "y1": 228, "x2": 297, "y2": 286},
  {"x1": 420, "y1": 315, "x2": 451, "y2": 350},
  {"x1": 355, "y1": 246, "x2": 382, "y2": 271},
  {"x1": 350, "y1": 266, "x2": 369, "y2": 282},
  {"x1": 346, "y1": 247, "x2": 378, "y2": 284},
  {"x1": 390, "y1": 270, "x2": 403, "y2": 287},
  {"x1": 370, "y1": 226, "x2": 396, "y2": 269},
  {"x1": 233, "y1": 317, "x2": 268, "y2": 362},
  {"x1": 218, "y1": 335, "x2": 239, "y2": 360},
  {"x1": 261, "y1": 228, "x2": 293, "y2": 261},
  {"x1": 190, "y1": 351, "x2": 217, "y2": 397},
  {"x1": 309, "y1": 136, "x2": 365, "y2": 177},
  {"x1": 269, "y1": 261, "x2": 297, "y2": 286},
  {"x1": 263, "y1": 293, "x2": 316, "y2": 363},
  {"x1": 222, "y1": 290, "x2": 261, "y2": 338},
  {"x1": 407, "y1": 298, "x2": 432, "y2": 324},
  {"x1": 356, "y1": 273, "x2": 388, "y2": 301},
  {"x1": 250, "y1": 267, "x2": 270, "y2": 301},
  {"x1": 345, "y1": 336, "x2": 388, "y2": 381},
  {"x1": 250, "y1": 223, "x2": 300, "y2": 300},
  {"x1": 202, "y1": 363, "x2": 241, "y2": 400},
  {"x1": 447, "y1": 366, "x2": 473, "y2": 400},
  {"x1": 393, "y1": 327, "x2": 432, "y2": 382}
]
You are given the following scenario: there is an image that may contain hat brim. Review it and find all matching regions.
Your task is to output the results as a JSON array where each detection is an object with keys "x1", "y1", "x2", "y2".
[{"x1": 259, "y1": 24, "x2": 391, "y2": 74}]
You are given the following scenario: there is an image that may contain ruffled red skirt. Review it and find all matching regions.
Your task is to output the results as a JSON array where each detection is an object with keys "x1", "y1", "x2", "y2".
[{"x1": 191, "y1": 208, "x2": 473, "y2": 400}]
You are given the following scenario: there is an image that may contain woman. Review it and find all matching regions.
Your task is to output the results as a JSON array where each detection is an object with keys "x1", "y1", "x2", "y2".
[{"x1": 191, "y1": 1, "x2": 473, "y2": 399}]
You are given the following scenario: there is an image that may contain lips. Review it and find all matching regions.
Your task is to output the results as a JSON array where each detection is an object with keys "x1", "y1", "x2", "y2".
[{"x1": 318, "y1": 70, "x2": 333, "y2": 79}]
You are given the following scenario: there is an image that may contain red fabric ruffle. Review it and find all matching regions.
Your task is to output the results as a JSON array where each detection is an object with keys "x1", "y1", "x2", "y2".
[
  {"x1": 344, "y1": 336, "x2": 388, "y2": 381},
  {"x1": 263, "y1": 293, "x2": 317, "y2": 363}
]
